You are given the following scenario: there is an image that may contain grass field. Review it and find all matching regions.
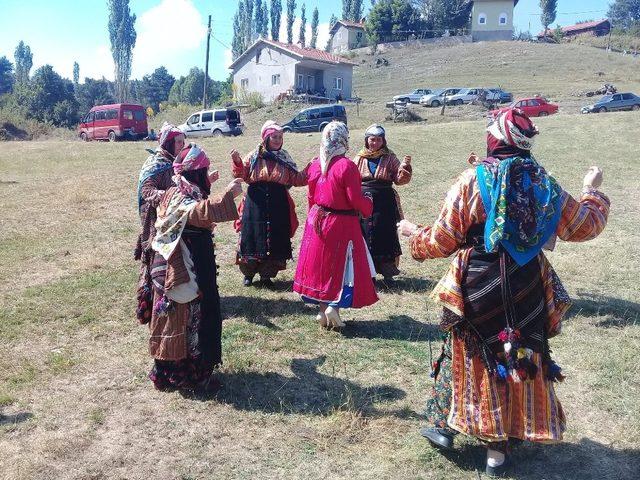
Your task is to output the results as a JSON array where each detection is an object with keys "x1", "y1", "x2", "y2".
[{"x1": 1, "y1": 41, "x2": 640, "y2": 479}]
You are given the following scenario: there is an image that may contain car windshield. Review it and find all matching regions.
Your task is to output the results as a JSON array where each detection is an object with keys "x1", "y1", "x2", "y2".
[
  {"x1": 600, "y1": 95, "x2": 613, "y2": 102},
  {"x1": 430, "y1": 89, "x2": 445, "y2": 96},
  {"x1": 457, "y1": 89, "x2": 470, "y2": 95}
]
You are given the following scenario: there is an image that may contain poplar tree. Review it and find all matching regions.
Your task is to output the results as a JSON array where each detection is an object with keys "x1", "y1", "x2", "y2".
[
  {"x1": 107, "y1": 0, "x2": 137, "y2": 102},
  {"x1": 14, "y1": 41, "x2": 33, "y2": 84},
  {"x1": 310, "y1": 7, "x2": 320, "y2": 48},
  {"x1": 540, "y1": 0, "x2": 558, "y2": 36},
  {"x1": 73, "y1": 62, "x2": 80, "y2": 86},
  {"x1": 299, "y1": 3, "x2": 307, "y2": 46},
  {"x1": 286, "y1": 0, "x2": 297, "y2": 43},
  {"x1": 271, "y1": 0, "x2": 282, "y2": 40}
]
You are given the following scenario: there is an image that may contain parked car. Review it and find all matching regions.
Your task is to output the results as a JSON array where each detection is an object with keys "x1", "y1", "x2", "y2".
[
  {"x1": 581, "y1": 92, "x2": 640, "y2": 113},
  {"x1": 282, "y1": 104, "x2": 347, "y2": 133},
  {"x1": 393, "y1": 89, "x2": 433, "y2": 104},
  {"x1": 419, "y1": 88, "x2": 462, "y2": 107},
  {"x1": 446, "y1": 88, "x2": 501, "y2": 105},
  {"x1": 178, "y1": 108, "x2": 243, "y2": 137},
  {"x1": 78, "y1": 103, "x2": 148, "y2": 142},
  {"x1": 491, "y1": 97, "x2": 559, "y2": 117},
  {"x1": 486, "y1": 88, "x2": 513, "y2": 103}
]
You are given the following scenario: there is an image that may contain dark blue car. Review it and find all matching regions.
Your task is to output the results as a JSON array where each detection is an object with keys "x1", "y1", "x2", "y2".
[{"x1": 582, "y1": 92, "x2": 640, "y2": 113}]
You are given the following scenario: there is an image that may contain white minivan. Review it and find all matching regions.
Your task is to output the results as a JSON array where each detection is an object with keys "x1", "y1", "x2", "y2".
[{"x1": 178, "y1": 108, "x2": 243, "y2": 138}]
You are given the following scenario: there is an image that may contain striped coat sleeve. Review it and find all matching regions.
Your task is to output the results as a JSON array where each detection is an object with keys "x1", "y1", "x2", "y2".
[
  {"x1": 556, "y1": 190, "x2": 610, "y2": 242},
  {"x1": 410, "y1": 170, "x2": 475, "y2": 260},
  {"x1": 188, "y1": 190, "x2": 239, "y2": 227}
]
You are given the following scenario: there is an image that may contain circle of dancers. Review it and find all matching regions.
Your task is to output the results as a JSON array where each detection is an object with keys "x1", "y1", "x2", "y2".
[{"x1": 134, "y1": 107, "x2": 609, "y2": 477}]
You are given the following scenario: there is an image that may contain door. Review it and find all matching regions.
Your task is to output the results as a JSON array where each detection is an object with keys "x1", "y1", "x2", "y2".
[
  {"x1": 185, "y1": 113, "x2": 203, "y2": 137},
  {"x1": 307, "y1": 75, "x2": 315, "y2": 93},
  {"x1": 200, "y1": 111, "x2": 214, "y2": 134},
  {"x1": 213, "y1": 110, "x2": 227, "y2": 133},
  {"x1": 84, "y1": 111, "x2": 95, "y2": 138},
  {"x1": 293, "y1": 112, "x2": 310, "y2": 132},
  {"x1": 610, "y1": 94, "x2": 623, "y2": 111}
]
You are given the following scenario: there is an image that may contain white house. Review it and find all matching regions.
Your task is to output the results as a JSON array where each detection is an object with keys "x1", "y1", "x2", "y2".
[
  {"x1": 327, "y1": 20, "x2": 368, "y2": 53},
  {"x1": 471, "y1": 0, "x2": 518, "y2": 41},
  {"x1": 229, "y1": 39, "x2": 357, "y2": 102}
]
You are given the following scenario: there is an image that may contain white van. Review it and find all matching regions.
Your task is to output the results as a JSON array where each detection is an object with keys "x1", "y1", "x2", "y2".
[{"x1": 178, "y1": 108, "x2": 243, "y2": 138}]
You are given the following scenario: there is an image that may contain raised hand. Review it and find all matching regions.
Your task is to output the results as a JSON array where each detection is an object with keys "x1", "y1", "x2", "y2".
[
  {"x1": 230, "y1": 149, "x2": 242, "y2": 166},
  {"x1": 397, "y1": 219, "x2": 419, "y2": 237},
  {"x1": 208, "y1": 170, "x2": 219, "y2": 184},
  {"x1": 583, "y1": 166, "x2": 603, "y2": 189},
  {"x1": 227, "y1": 178, "x2": 243, "y2": 198}
]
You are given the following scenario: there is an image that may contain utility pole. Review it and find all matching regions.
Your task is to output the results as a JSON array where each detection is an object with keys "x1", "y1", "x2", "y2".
[{"x1": 203, "y1": 14, "x2": 212, "y2": 110}]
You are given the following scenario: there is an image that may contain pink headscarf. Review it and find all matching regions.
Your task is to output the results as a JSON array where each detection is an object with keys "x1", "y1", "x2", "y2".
[
  {"x1": 173, "y1": 144, "x2": 210, "y2": 174},
  {"x1": 261, "y1": 120, "x2": 283, "y2": 141},
  {"x1": 158, "y1": 122, "x2": 184, "y2": 151}
]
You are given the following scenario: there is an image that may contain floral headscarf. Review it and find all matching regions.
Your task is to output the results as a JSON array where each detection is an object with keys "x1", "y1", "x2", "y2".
[
  {"x1": 319, "y1": 121, "x2": 349, "y2": 175},
  {"x1": 487, "y1": 108, "x2": 538, "y2": 159},
  {"x1": 158, "y1": 122, "x2": 184, "y2": 152}
]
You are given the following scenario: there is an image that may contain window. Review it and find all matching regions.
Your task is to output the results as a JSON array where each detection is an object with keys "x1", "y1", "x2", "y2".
[
  {"x1": 612, "y1": 94, "x2": 622, "y2": 101},
  {"x1": 240, "y1": 78, "x2": 249, "y2": 89},
  {"x1": 106, "y1": 109, "x2": 118, "y2": 120},
  {"x1": 308, "y1": 111, "x2": 321, "y2": 120},
  {"x1": 201, "y1": 112, "x2": 213, "y2": 122},
  {"x1": 499, "y1": 13, "x2": 508, "y2": 25},
  {"x1": 214, "y1": 111, "x2": 226, "y2": 121},
  {"x1": 297, "y1": 74, "x2": 304, "y2": 88},
  {"x1": 84, "y1": 112, "x2": 95, "y2": 123},
  {"x1": 334, "y1": 77, "x2": 343, "y2": 90},
  {"x1": 295, "y1": 113, "x2": 307, "y2": 123},
  {"x1": 123, "y1": 110, "x2": 134, "y2": 120},
  {"x1": 95, "y1": 110, "x2": 106, "y2": 121},
  {"x1": 134, "y1": 110, "x2": 145, "y2": 121},
  {"x1": 320, "y1": 109, "x2": 333, "y2": 118},
  {"x1": 478, "y1": 13, "x2": 487, "y2": 25},
  {"x1": 272, "y1": 74, "x2": 280, "y2": 86},
  {"x1": 187, "y1": 114, "x2": 200, "y2": 125},
  {"x1": 528, "y1": 99, "x2": 540, "y2": 106},
  {"x1": 622, "y1": 93, "x2": 634, "y2": 100}
]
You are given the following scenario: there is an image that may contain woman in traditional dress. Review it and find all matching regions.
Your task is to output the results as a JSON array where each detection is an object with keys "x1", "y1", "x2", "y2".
[
  {"x1": 353, "y1": 124, "x2": 412, "y2": 283},
  {"x1": 148, "y1": 144, "x2": 242, "y2": 393},
  {"x1": 294, "y1": 121, "x2": 378, "y2": 329},
  {"x1": 135, "y1": 123, "x2": 193, "y2": 324},
  {"x1": 231, "y1": 121, "x2": 309, "y2": 287},
  {"x1": 397, "y1": 108, "x2": 609, "y2": 476}
]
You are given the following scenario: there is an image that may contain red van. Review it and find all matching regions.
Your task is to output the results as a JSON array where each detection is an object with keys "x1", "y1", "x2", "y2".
[{"x1": 78, "y1": 103, "x2": 148, "y2": 141}]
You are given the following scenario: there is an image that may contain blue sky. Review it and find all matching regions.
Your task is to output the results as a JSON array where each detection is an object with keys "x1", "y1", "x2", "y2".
[{"x1": 0, "y1": 0, "x2": 611, "y2": 82}]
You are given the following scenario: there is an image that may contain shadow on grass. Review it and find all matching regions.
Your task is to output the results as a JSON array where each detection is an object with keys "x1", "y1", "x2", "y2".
[
  {"x1": 567, "y1": 290, "x2": 640, "y2": 327},
  {"x1": 0, "y1": 411, "x2": 33, "y2": 426},
  {"x1": 214, "y1": 356, "x2": 408, "y2": 417},
  {"x1": 343, "y1": 315, "x2": 440, "y2": 342},
  {"x1": 221, "y1": 295, "x2": 312, "y2": 330},
  {"x1": 377, "y1": 276, "x2": 437, "y2": 294},
  {"x1": 430, "y1": 437, "x2": 640, "y2": 479}
]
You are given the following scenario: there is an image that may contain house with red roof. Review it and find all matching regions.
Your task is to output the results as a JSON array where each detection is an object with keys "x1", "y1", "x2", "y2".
[
  {"x1": 327, "y1": 19, "x2": 368, "y2": 53},
  {"x1": 229, "y1": 38, "x2": 358, "y2": 102},
  {"x1": 536, "y1": 19, "x2": 611, "y2": 39}
]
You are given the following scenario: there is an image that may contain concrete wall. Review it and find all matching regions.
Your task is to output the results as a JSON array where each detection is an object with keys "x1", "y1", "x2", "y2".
[
  {"x1": 319, "y1": 63, "x2": 353, "y2": 99},
  {"x1": 472, "y1": 0, "x2": 514, "y2": 41},
  {"x1": 351, "y1": 35, "x2": 472, "y2": 54},
  {"x1": 232, "y1": 46, "x2": 296, "y2": 102}
]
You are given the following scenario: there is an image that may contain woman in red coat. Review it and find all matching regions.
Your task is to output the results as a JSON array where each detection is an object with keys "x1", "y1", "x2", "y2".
[{"x1": 293, "y1": 121, "x2": 379, "y2": 329}]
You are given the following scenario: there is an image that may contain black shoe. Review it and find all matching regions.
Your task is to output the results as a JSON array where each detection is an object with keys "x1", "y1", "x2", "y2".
[
  {"x1": 243, "y1": 276, "x2": 253, "y2": 287},
  {"x1": 419, "y1": 427, "x2": 454, "y2": 450},
  {"x1": 485, "y1": 458, "x2": 509, "y2": 477}
]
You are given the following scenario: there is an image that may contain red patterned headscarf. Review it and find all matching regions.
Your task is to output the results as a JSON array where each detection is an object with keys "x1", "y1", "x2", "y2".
[
  {"x1": 487, "y1": 108, "x2": 539, "y2": 159},
  {"x1": 158, "y1": 122, "x2": 184, "y2": 152}
]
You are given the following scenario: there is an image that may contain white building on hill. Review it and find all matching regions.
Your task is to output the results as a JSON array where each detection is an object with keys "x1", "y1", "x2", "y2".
[
  {"x1": 229, "y1": 39, "x2": 357, "y2": 102},
  {"x1": 471, "y1": 0, "x2": 518, "y2": 41}
]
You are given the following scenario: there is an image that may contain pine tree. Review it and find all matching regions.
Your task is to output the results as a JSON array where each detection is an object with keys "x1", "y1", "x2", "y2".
[
  {"x1": 540, "y1": 0, "x2": 558, "y2": 36},
  {"x1": 244, "y1": 0, "x2": 255, "y2": 46},
  {"x1": 0, "y1": 56, "x2": 13, "y2": 95},
  {"x1": 255, "y1": 0, "x2": 264, "y2": 38},
  {"x1": 299, "y1": 3, "x2": 307, "y2": 46},
  {"x1": 270, "y1": 0, "x2": 282, "y2": 40},
  {"x1": 310, "y1": 7, "x2": 320, "y2": 48},
  {"x1": 286, "y1": 0, "x2": 297, "y2": 43},
  {"x1": 342, "y1": 0, "x2": 352, "y2": 20},
  {"x1": 232, "y1": 2, "x2": 247, "y2": 59},
  {"x1": 14, "y1": 41, "x2": 33, "y2": 84},
  {"x1": 107, "y1": 0, "x2": 137, "y2": 102},
  {"x1": 262, "y1": 0, "x2": 270, "y2": 38},
  {"x1": 351, "y1": 0, "x2": 363, "y2": 21}
]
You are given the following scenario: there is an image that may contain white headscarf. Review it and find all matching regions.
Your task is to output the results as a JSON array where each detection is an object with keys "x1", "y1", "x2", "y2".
[{"x1": 319, "y1": 121, "x2": 349, "y2": 175}]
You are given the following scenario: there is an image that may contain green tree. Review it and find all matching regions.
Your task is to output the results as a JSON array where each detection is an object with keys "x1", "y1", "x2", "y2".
[
  {"x1": 310, "y1": 7, "x2": 320, "y2": 47},
  {"x1": 262, "y1": 0, "x2": 270, "y2": 38},
  {"x1": 137, "y1": 67, "x2": 175, "y2": 111},
  {"x1": 108, "y1": 0, "x2": 137, "y2": 102},
  {"x1": 244, "y1": 0, "x2": 255, "y2": 46},
  {"x1": 75, "y1": 77, "x2": 116, "y2": 114},
  {"x1": 287, "y1": 0, "x2": 297, "y2": 43},
  {"x1": 271, "y1": 0, "x2": 283, "y2": 40},
  {"x1": 299, "y1": 3, "x2": 307, "y2": 45},
  {"x1": 608, "y1": 0, "x2": 640, "y2": 31},
  {"x1": 326, "y1": 14, "x2": 339, "y2": 51},
  {"x1": 73, "y1": 62, "x2": 80, "y2": 86},
  {"x1": 14, "y1": 41, "x2": 33, "y2": 84},
  {"x1": 342, "y1": 0, "x2": 352, "y2": 19},
  {"x1": 540, "y1": 0, "x2": 557, "y2": 35},
  {"x1": 232, "y1": 2, "x2": 247, "y2": 59},
  {"x1": 168, "y1": 67, "x2": 224, "y2": 106},
  {"x1": 0, "y1": 56, "x2": 14, "y2": 95},
  {"x1": 351, "y1": 0, "x2": 363, "y2": 21},
  {"x1": 416, "y1": 0, "x2": 472, "y2": 34},
  {"x1": 17, "y1": 65, "x2": 79, "y2": 127},
  {"x1": 365, "y1": 0, "x2": 425, "y2": 46},
  {"x1": 255, "y1": 0, "x2": 265, "y2": 38}
]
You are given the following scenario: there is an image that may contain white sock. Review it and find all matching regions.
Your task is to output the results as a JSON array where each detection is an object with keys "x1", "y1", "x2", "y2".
[{"x1": 486, "y1": 449, "x2": 505, "y2": 468}]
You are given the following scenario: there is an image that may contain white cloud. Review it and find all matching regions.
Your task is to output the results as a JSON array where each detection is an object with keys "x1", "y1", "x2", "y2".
[{"x1": 132, "y1": 0, "x2": 207, "y2": 78}]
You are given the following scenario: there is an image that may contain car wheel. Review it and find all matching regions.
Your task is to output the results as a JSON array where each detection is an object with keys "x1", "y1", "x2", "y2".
[
  {"x1": 212, "y1": 129, "x2": 222, "y2": 137},
  {"x1": 319, "y1": 123, "x2": 329, "y2": 132},
  {"x1": 455, "y1": 99, "x2": 464, "y2": 106},
  {"x1": 108, "y1": 131, "x2": 116, "y2": 142},
  {"x1": 431, "y1": 100, "x2": 441, "y2": 107},
  {"x1": 283, "y1": 127, "x2": 292, "y2": 133},
  {"x1": 597, "y1": 107, "x2": 607, "y2": 113},
  {"x1": 80, "y1": 132, "x2": 88, "y2": 142},
  {"x1": 632, "y1": 104, "x2": 640, "y2": 111},
  {"x1": 538, "y1": 111, "x2": 549, "y2": 117}
]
